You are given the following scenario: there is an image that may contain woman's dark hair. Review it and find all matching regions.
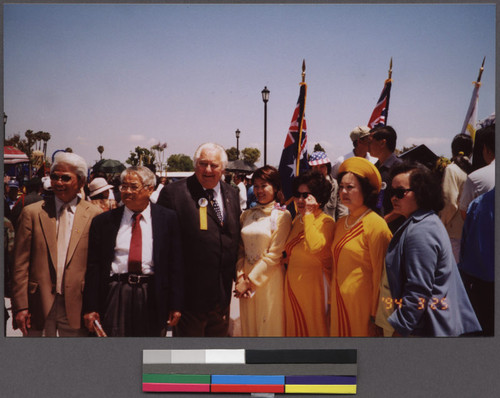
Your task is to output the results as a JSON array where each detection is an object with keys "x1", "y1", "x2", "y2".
[
  {"x1": 390, "y1": 162, "x2": 444, "y2": 213},
  {"x1": 451, "y1": 134, "x2": 473, "y2": 174},
  {"x1": 337, "y1": 171, "x2": 379, "y2": 210},
  {"x1": 252, "y1": 165, "x2": 282, "y2": 203},
  {"x1": 292, "y1": 170, "x2": 332, "y2": 209}
]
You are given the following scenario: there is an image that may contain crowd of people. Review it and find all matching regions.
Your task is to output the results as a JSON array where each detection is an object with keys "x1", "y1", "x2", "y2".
[{"x1": 3, "y1": 122, "x2": 494, "y2": 337}]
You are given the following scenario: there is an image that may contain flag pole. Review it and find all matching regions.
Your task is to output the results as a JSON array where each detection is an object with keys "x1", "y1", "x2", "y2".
[
  {"x1": 296, "y1": 60, "x2": 307, "y2": 176},
  {"x1": 460, "y1": 57, "x2": 486, "y2": 139},
  {"x1": 476, "y1": 56, "x2": 485, "y2": 83},
  {"x1": 388, "y1": 57, "x2": 392, "y2": 80}
]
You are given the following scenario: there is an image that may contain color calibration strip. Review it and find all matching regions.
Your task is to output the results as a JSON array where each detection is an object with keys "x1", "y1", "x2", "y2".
[{"x1": 143, "y1": 349, "x2": 357, "y2": 394}]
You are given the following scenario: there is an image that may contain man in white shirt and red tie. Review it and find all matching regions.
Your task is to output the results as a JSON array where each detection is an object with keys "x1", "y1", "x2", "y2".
[{"x1": 82, "y1": 166, "x2": 183, "y2": 337}]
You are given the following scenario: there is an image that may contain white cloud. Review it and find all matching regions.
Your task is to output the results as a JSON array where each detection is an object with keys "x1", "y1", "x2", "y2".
[{"x1": 129, "y1": 134, "x2": 146, "y2": 142}]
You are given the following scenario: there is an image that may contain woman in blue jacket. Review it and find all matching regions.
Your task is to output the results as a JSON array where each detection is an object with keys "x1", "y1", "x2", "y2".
[{"x1": 383, "y1": 163, "x2": 481, "y2": 337}]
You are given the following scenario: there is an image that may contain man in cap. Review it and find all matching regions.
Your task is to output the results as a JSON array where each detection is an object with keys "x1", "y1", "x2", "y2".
[
  {"x1": 331, "y1": 126, "x2": 377, "y2": 179},
  {"x1": 11, "y1": 152, "x2": 102, "y2": 336},
  {"x1": 157, "y1": 142, "x2": 240, "y2": 337},
  {"x1": 308, "y1": 151, "x2": 346, "y2": 220},
  {"x1": 82, "y1": 166, "x2": 183, "y2": 337}
]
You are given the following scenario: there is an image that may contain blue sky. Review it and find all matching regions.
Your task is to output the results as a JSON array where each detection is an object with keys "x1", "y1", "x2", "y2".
[{"x1": 4, "y1": 3, "x2": 496, "y2": 169}]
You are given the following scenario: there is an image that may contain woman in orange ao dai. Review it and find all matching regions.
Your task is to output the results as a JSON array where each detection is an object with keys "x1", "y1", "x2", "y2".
[
  {"x1": 284, "y1": 171, "x2": 335, "y2": 336},
  {"x1": 330, "y1": 157, "x2": 392, "y2": 336}
]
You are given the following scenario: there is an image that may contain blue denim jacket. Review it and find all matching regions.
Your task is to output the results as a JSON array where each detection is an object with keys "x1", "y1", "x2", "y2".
[{"x1": 386, "y1": 210, "x2": 481, "y2": 336}]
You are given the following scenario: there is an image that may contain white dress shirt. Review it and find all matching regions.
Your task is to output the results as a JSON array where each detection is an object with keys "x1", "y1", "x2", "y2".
[{"x1": 111, "y1": 204, "x2": 154, "y2": 275}]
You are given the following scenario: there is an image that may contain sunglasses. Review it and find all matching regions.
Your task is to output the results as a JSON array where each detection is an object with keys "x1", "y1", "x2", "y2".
[
  {"x1": 388, "y1": 188, "x2": 413, "y2": 199},
  {"x1": 294, "y1": 192, "x2": 312, "y2": 199},
  {"x1": 50, "y1": 173, "x2": 73, "y2": 183}
]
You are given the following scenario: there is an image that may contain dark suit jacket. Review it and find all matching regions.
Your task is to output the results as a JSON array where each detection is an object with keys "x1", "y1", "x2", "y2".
[
  {"x1": 82, "y1": 203, "x2": 184, "y2": 329},
  {"x1": 12, "y1": 197, "x2": 102, "y2": 330},
  {"x1": 157, "y1": 175, "x2": 240, "y2": 313}
]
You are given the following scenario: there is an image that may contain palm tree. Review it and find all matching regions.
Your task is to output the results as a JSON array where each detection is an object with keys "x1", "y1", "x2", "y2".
[{"x1": 97, "y1": 145, "x2": 104, "y2": 160}]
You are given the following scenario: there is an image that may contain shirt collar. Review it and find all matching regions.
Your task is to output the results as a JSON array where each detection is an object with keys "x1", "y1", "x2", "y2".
[
  {"x1": 123, "y1": 203, "x2": 152, "y2": 224},
  {"x1": 204, "y1": 182, "x2": 222, "y2": 199},
  {"x1": 55, "y1": 196, "x2": 79, "y2": 214}
]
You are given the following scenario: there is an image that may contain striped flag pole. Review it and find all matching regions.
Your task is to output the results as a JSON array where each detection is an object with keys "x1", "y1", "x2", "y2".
[
  {"x1": 278, "y1": 60, "x2": 309, "y2": 212},
  {"x1": 460, "y1": 57, "x2": 485, "y2": 142},
  {"x1": 296, "y1": 59, "x2": 308, "y2": 176},
  {"x1": 368, "y1": 58, "x2": 393, "y2": 129}
]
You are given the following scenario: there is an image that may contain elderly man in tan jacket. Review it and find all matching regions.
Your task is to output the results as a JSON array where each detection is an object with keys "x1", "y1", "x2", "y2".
[{"x1": 12, "y1": 152, "x2": 101, "y2": 337}]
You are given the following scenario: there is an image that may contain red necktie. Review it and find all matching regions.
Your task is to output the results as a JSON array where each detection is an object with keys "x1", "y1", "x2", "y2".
[{"x1": 128, "y1": 213, "x2": 142, "y2": 274}]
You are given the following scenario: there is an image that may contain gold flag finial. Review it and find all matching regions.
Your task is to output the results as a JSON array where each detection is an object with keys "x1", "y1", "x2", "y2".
[
  {"x1": 388, "y1": 57, "x2": 393, "y2": 80},
  {"x1": 476, "y1": 56, "x2": 486, "y2": 83},
  {"x1": 302, "y1": 59, "x2": 306, "y2": 83}
]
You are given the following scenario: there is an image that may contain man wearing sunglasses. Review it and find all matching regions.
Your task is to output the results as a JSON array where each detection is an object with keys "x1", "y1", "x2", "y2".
[{"x1": 11, "y1": 152, "x2": 102, "y2": 336}]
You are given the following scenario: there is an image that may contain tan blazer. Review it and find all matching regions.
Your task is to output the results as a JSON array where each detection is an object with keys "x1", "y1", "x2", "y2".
[{"x1": 11, "y1": 197, "x2": 102, "y2": 330}]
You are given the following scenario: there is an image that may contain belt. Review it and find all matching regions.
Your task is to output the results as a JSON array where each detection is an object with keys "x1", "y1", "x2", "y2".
[{"x1": 110, "y1": 273, "x2": 153, "y2": 285}]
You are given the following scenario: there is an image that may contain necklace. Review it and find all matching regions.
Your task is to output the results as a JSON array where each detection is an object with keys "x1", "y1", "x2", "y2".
[{"x1": 344, "y1": 208, "x2": 371, "y2": 230}]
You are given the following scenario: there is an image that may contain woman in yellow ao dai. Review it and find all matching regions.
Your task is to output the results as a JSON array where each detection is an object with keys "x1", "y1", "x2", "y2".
[
  {"x1": 284, "y1": 171, "x2": 335, "y2": 337},
  {"x1": 331, "y1": 157, "x2": 392, "y2": 337},
  {"x1": 235, "y1": 166, "x2": 292, "y2": 336}
]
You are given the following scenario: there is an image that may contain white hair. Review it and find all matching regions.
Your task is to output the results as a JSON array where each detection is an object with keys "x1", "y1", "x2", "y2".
[
  {"x1": 193, "y1": 143, "x2": 228, "y2": 170},
  {"x1": 51, "y1": 152, "x2": 88, "y2": 181},
  {"x1": 120, "y1": 166, "x2": 156, "y2": 187}
]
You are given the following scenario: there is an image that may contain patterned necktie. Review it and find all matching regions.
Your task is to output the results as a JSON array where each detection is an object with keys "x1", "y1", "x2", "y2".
[
  {"x1": 128, "y1": 213, "x2": 142, "y2": 274},
  {"x1": 56, "y1": 203, "x2": 70, "y2": 294},
  {"x1": 206, "y1": 189, "x2": 223, "y2": 225}
]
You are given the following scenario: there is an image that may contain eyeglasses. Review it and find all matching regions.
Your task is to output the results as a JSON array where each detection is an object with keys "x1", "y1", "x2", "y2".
[
  {"x1": 50, "y1": 173, "x2": 73, "y2": 183},
  {"x1": 119, "y1": 184, "x2": 143, "y2": 192},
  {"x1": 294, "y1": 192, "x2": 312, "y2": 199},
  {"x1": 388, "y1": 188, "x2": 413, "y2": 199}
]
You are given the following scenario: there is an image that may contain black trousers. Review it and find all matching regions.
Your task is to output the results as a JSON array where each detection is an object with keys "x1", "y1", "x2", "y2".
[
  {"x1": 102, "y1": 276, "x2": 162, "y2": 337},
  {"x1": 461, "y1": 272, "x2": 494, "y2": 336}
]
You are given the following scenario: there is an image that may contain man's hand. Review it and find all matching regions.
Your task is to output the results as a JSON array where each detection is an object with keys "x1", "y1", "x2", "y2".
[
  {"x1": 83, "y1": 312, "x2": 100, "y2": 333},
  {"x1": 168, "y1": 311, "x2": 181, "y2": 327},
  {"x1": 15, "y1": 310, "x2": 31, "y2": 336}
]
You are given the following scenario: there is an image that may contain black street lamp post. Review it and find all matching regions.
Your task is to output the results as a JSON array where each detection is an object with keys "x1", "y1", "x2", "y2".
[
  {"x1": 235, "y1": 128, "x2": 241, "y2": 158},
  {"x1": 261, "y1": 86, "x2": 270, "y2": 165}
]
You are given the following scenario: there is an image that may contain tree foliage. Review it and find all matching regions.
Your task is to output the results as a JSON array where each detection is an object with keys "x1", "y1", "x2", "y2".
[
  {"x1": 241, "y1": 147, "x2": 261, "y2": 165},
  {"x1": 97, "y1": 145, "x2": 104, "y2": 160},
  {"x1": 126, "y1": 146, "x2": 156, "y2": 170},
  {"x1": 151, "y1": 142, "x2": 168, "y2": 172},
  {"x1": 167, "y1": 154, "x2": 194, "y2": 171},
  {"x1": 4, "y1": 130, "x2": 51, "y2": 156},
  {"x1": 226, "y1": 147, "x2": 239, "y2": 161}
]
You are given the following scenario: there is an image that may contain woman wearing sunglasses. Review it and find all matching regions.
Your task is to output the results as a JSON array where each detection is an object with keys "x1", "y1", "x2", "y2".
[
  {"x1": 383, "y1": 163, "x2": 481, "y2": 336},
  {"x1": 283, "y1": 170, "x2": 335, "y2": 336},
  {"x1": 330, "y1": 157, "x2": 392, "y2": 337},
  {"x1": 234, "y1": 166, "x2": 292, "y2": 336}
]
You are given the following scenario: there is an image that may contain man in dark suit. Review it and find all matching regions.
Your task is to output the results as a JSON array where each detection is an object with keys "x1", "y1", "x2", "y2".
[
  {"x1": 11, "y1": 152, "x2": 102, "y2": 337},
  {"x1": 82, "y1": 166, "x2": 183, "y2": 337},
  {"x1": 157, "y1": 142, "x2": 240, "y2": 337}
]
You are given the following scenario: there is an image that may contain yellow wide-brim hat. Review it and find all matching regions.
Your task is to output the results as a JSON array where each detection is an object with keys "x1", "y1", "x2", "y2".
[{"x1": 338, "y1": 157, "x2": 382, "y2": 193}]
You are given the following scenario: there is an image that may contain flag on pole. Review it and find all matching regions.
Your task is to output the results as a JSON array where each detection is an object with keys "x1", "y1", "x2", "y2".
[
  {"x1": 278, "y1": 81, "x2": 309, "y2": 207},
  {"x1": 460, "y1": 82, "x2": 481, "y2": 141},
  {"x1": 368, "y1": 78, "x2": 392, "y2": 129},
  {"x1": 460, "y1": 58, "x2": 486, "y2": 142}
]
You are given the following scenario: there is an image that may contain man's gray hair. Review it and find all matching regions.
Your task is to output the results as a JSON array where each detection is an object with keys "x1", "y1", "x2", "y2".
[
  {"x1": 193, "y1": 143, "x2": 228, "y2": 171},
  {"x1": 120, "y1": 166, "x2": 156, "y2": 188},
  {"x1": 51, "y1": 152, "x2": 88, "y2": 181}
]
